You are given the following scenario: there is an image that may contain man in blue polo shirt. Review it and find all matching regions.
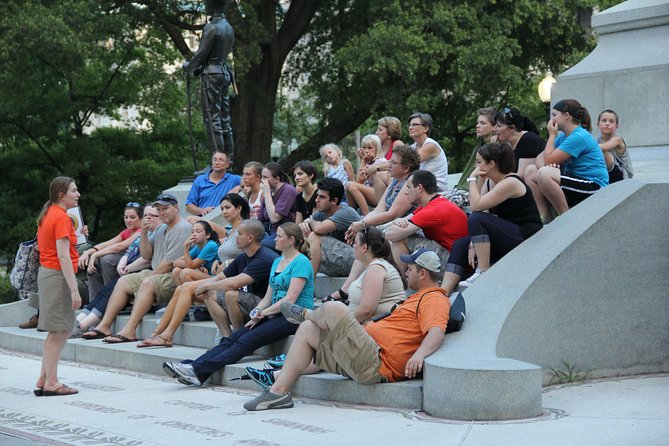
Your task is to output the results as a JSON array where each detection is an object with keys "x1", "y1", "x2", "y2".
[{"x1": 186, "y1": 151, "x2": 241, "y2": 219}]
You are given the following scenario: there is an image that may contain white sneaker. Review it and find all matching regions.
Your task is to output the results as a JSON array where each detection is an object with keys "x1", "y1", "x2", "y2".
[{"x1": 459, "y1": 269, "x2": 483, "y2": 288}]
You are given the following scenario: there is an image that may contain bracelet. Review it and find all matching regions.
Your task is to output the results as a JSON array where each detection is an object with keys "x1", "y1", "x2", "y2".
[
  {"x1": 91, "y1": 246, "x2": 98, "y2": 252},
  {"x1": 466, "y1": 177, "x2": 477, "y2": 183},
  {"x1": 361, "y1": 219, "x2": 367, "y2": 229}
]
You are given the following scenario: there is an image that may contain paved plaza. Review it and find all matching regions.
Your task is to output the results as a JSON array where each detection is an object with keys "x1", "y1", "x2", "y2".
[
  {"x1": 0, "y1": 348, "x2": 667, "y2": 446},
  {"x1": 2, "y1": 149, "x2": 668, "y2": 445}
]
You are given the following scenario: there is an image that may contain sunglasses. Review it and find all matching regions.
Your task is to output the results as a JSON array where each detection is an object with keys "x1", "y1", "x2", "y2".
[{"x1": 126, "y1": 202, "x2": 141, "y2": 208}]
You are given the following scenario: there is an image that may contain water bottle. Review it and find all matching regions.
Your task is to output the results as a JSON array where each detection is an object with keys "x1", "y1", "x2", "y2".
[
  {"x1": 188, "y1": 307, "x2": 196, "y2": 322},
  {"x1": 213, "y1": 327, "x2": 221, "y2": 346},
  {"x1": 155, "y1": 307, "x2": 166, "y2": 324}
]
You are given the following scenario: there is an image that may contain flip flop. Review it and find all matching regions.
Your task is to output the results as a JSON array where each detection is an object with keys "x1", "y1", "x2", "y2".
[
  {"x1": 33, "y1": 387, "x2": 43, "y2": 397},
  {"x1": 42, "y1": 384, "x2": 78, "y2": 397},
  {"x1": 103, "y1": 334, "x2": 137, "y2": 344},
  {"x1": 81, "y1": 329, "x2": 110, "y2": 340},
  {"x1": 137, "y1": 335, "x2": 173, "y2": 348}
]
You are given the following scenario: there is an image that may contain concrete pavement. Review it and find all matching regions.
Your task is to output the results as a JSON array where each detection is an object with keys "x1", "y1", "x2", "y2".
[{"x1": 0, "y1": 348, "x2": 667, "y2": 446}]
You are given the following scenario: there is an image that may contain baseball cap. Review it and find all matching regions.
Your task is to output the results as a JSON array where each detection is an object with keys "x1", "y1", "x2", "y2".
[
  {"x1": 153, "y1": 193, "x2": 179, "y2": 207},
  {"x1": 399, "y1": 248, "x2": 441, "y2": 273}
]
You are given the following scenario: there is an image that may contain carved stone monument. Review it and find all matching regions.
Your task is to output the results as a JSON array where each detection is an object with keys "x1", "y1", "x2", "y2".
[{"x1": 551, "y1": 0, "x2": 669, "y2": 150}]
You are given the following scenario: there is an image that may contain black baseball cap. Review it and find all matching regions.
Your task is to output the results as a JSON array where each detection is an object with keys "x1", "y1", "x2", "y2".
[{"x1": 153, "y1": 193, "x2": 179, "y2": 207}]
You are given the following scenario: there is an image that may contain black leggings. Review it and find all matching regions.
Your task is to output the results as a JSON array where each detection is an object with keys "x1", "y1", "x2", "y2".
[{"x1": 444, "y1": 212, "x2": 525, "y2": 277}]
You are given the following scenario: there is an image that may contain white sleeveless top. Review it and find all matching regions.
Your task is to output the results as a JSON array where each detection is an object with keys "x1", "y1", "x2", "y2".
[{"x1": 413, "y1": 137, "x2": 449, "y2": 192}]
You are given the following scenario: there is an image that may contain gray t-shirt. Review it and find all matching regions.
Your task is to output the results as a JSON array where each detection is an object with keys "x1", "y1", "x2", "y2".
[
  {"x1": 312, "y1": 204, "x2": 361, "y2": 242},
  {"x1": 150, "y1": 218, "x2": 192, "y2": 270}
]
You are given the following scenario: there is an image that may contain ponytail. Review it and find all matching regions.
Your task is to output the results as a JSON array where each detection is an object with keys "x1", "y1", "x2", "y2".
[
  {"x1": 553, "y1": 99, "x2": 592, "y2": 132},
  {"x1": 38, "y1": 176, "x2": 75, "y2": 226}
]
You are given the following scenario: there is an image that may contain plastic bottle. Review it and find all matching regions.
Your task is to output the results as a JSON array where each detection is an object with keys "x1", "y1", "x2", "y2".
[{"x1": 155, "y1": 307, "x2": 166, "y2": 324}]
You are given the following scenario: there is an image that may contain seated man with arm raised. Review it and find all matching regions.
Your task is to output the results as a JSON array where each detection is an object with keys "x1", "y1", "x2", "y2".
[{"x1": 243, "y1": 248, "x2": 450, "y2": 411}]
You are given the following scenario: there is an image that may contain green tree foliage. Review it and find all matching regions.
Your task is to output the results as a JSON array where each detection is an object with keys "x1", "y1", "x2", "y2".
[
  {"x1": 282, "y1": 0, "x2": 618, "y2": 168},
  {"x1": 0, "y1": 0, "x2": 195, "y2": 264}
]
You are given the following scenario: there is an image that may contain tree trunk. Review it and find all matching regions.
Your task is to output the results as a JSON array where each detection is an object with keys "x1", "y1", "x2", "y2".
[
  {"x1": 230, "y1": 0, "x2": 319, "y2": 169},
  {"x1": 230, "y1": 53, "x2": 281, "y2": 168}
]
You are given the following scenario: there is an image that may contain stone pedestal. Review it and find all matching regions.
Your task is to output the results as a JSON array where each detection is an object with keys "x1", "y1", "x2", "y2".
[{"x1": 551, "y1": 0, "x2": 669, "y2": 149}]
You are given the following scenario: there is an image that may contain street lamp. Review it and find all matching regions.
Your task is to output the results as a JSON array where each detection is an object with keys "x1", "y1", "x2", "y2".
[{"x1": 538, "y1": 71, "x2": 556, "y2": 122}]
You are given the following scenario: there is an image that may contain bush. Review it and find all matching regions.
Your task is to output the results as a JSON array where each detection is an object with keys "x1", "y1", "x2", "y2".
[{"x1": 0, "y1": 274, "x2": 18, "y2": 304}]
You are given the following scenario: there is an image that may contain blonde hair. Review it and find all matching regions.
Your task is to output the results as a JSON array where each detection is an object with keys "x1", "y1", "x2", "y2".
[
  {"x1": 278, "y1": 222, "x2": 310, "y2": 257},
  {"x1": 361, "y1": 134, "x2": 383, "y2": 159},
  {"x1": 377, "y1": 116, "x2": 402, "y2": 141},
  {"x1": 319, "y1": 143, "x2": 343, "y2": 167}
]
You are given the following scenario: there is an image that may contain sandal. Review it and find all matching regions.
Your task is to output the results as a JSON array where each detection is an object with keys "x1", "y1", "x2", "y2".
[
  {"x1": 42, "y1": 384, "x2": 78, "y2": 397},
  {"x1": 102, "y1": 334, "x2": 137, "y2": 344},
  {"x1": 137, "y1": 334, "x2": 173, "y2": 348},
  {"x1": 320, "y1": 288, "x2": 349, "y2": 305},
  {"x1": 81, "y1": 329, "x2": 110, "y2": 340}
]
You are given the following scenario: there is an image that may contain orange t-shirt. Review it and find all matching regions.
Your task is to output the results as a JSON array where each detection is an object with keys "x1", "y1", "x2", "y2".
[
  {"x1": 365, "y1": 287, "x2": 450, "y2": 382},
  {"x1": 37, "y1": 205, "x2": 79, "y2": 272}
]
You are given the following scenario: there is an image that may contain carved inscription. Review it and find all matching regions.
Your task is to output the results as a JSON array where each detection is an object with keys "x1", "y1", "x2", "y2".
[
  {"x1": 67, "y1": 401, "x2": 127, "y2": 415},
  {"x1": 153, "y1": 420, "x2": 232, "y2": 438},
  {"x1": 68, "y1": 381, "x2": 124, "y2": 392},
  {"x1": 0, "y1": 387, "x2": 31, "y2": 396},
  {"x1": 163, "y1": 399, "x2": 219, "y2": 411},
  {"x1": 260, "y1": 418, "x2": 335, "y2": 434}
]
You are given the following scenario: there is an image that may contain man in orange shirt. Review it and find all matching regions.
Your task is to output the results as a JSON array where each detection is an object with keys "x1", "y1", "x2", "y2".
[{"x1": 243, "y1": 248, "x2": 450, "y2": 411}]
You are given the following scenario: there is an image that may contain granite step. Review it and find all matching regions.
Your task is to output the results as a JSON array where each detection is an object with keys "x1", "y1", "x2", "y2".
[{"x1": 0, "y1": 326, "x2": 422, "y2": 410}]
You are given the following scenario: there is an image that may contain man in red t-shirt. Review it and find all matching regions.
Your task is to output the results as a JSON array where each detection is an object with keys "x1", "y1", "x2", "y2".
[
  {"x1": 386, "y1": 170, "x2": 468, "y2": 274},
  {"x1": 243, "y1": 248, "x2": 450, "y2": 411}
]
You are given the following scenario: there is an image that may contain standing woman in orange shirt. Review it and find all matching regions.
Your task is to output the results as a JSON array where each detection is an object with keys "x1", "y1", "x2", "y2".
[{"x1": 34, "y1": 177, "x2": 83, "y2": 397}]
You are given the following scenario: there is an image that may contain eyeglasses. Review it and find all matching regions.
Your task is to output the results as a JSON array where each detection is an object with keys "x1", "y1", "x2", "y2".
[
  {"x1": 126, "y1": 202, "x2": 141, "y2": 208},
  {"x1": 145, "y1": 214, "x2": 159, "y2": 218},
  {"x1": 408, "y1": 123, "x2": 424, "y2": 127}
]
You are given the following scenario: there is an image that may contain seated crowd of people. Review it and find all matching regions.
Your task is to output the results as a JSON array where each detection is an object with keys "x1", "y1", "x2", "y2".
[{"x1": 20, "y1": 102, "x2": 632, "y2": 410}]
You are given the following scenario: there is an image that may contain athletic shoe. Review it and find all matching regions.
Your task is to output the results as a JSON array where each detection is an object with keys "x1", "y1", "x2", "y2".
[
  {"x1": 162, "y1": 361, "x2": 202, "y2": 386},
  {"x1": 69, "y1": 325, "x2": 87, "y2": 339},
  {"x1": 243, "y1": 389, "x2": 293, "y2": 411},
  {"x1": 266, "y1": 354, "x2": 286, "y2": 368},
  {"x1": 459, "y1": 268, "x2": 483, "y2": 288},
  {"x1": 245, "y1": 366, "x2": 276, "y2": 390},
  {"x1": 280, "y1": 302, "x2": 307, "y2": 324}
]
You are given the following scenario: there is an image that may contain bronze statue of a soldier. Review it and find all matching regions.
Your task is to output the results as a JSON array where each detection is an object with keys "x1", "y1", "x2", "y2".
[{"x1": 183, "y1": 0, "x2": 235, "y2": 162}]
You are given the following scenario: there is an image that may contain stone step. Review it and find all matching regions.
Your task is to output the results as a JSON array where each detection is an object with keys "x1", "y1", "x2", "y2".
[
  {"x1": 0, "y1": 326, "x2": 422, "y2": 410},
  {"x1": 220, "y1": 360, "x2": 423, "y2": 410}
]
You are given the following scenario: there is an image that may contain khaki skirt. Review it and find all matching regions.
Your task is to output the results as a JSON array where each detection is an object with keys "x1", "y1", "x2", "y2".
[{"x1": 37, "y1": 267, "x2": 74, "y2": 332}]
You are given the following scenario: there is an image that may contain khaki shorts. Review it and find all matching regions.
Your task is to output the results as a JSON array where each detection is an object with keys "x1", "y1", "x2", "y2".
[
  {"x1": 123, "y1": 270, "x2": 176, "y2": 306},
  {"x1": 315, "y1": 312, "x2": 386, "y2": 384},
  {"x1": 405, "y1": 235, "x2": 450, "y2": 272},
  {"x1": 319, "y1": 236, "x2": 355, "y2": 277},
  {"x1": 217, "y1": 290, "x2": 262, "y2": 321}
]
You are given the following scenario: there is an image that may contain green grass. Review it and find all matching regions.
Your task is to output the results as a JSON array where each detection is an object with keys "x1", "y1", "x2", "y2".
[{"x1": 548, "y1": 360, "x2": 590, "y2": 384}]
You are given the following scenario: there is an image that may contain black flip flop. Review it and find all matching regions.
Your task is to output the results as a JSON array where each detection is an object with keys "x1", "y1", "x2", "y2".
[
  {"x1": 103, "y1": 334, "x2": 137, "y2": 344},
  {"x1": 81, "y1": 329, "x2": 109, "y2": 340},
  {"x1": 42, "y1": 384, "x2": 78, "y2": 397}
]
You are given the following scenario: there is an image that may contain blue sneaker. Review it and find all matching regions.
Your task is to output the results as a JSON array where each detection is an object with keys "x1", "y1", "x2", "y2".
[
  {"x1": 266, "y1": 354, "x2": 286, "y2": 368},
  {"x1": 245, "y1": 366, "x2": 276, "y2": 390}
]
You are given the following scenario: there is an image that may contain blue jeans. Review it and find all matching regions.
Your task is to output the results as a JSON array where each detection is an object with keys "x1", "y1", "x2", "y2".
[{"x1": 186, "y1": 315, "x2": 297, "y2": 383}]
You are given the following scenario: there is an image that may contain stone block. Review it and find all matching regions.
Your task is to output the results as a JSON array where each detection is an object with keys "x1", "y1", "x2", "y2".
[{"x1": 424, "y1": 180, "x2": 669, "y2": 420}]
